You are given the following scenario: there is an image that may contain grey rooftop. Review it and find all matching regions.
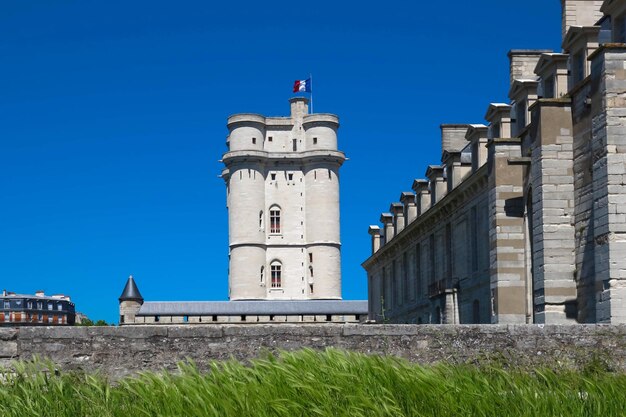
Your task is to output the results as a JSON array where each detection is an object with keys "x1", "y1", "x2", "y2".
[{"x1": 137, "y1": 300, "x2": 368, "y2": 316}]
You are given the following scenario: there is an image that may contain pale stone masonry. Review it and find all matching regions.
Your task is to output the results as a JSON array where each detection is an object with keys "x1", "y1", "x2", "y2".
[
  {"x1": 363, "y1": 0, "x2": 626, "y2": 324},
  {"x1": 222, "y1": 97, "x2": 345, "y2": 301}
]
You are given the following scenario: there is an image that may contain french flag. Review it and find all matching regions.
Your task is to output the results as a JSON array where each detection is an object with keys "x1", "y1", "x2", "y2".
[{"x1": 293, "y1": 78, "x2": 311, "y2": 93}]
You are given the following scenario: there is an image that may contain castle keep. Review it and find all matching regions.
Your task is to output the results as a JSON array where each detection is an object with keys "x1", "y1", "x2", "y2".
[
  {"x1": 222, "y1": 97, "x2": 345, "y2": 301},
  {"x1": 119, "y1": 99, "x2": 367, "y2": 324},
  {"x1": 363, "y1": 0, "x2": 626, "y2": 325}
]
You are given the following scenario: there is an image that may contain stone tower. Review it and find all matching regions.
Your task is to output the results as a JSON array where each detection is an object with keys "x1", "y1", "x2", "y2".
[
  {"x1": 119, "y1": 275, "x2": 143, "y2": 324},
  {"x1": 222, "y1": 97, "x2": 345, "y2": 301}
]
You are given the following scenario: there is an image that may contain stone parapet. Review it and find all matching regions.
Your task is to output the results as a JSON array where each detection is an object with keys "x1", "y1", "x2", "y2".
[{"x1": 3, "y1": 325, "x2": 626, "y2": 379}]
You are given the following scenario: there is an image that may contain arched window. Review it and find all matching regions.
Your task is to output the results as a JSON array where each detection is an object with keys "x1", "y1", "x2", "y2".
[
  {"x1": 270, "y1": 207, "x2": 281, "y2": 234},
  {"x1": 270, "y1": 261, "x2": 282, "y2": 288}
]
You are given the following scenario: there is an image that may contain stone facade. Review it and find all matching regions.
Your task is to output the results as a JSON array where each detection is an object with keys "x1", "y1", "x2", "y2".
[
  {"x1": 2, "y1": 324, "x2": 626, "y2": 379},
  {"x1": 364, "y1": 0, "x2": 626, "y2": 324},
  {"x1": 222, "y1": 98, "x2": 345, "y2": 300}
]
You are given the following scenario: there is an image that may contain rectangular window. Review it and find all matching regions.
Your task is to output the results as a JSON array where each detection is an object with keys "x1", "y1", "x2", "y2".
[
  {"x1": 270, "y1": 173, "x2": 276, "y2": 181},
  {"x1": 37, "y1": 302, "x2": 42, "y2": 310},
  {"x1": 403, "y1": 252, "x2": 409, "y2": 303},
  {"x1": 288, "y1": 173, "x2": 293, "y2": 181},
  {"x1": 415, "y1": 244, "x2": 421, "y2": 299},
  {"x1": 572, "y1": 51, "x2": 585, "y2": 84},
  {"x1": 309, "y1": 253, "x2": 313, "y2": 263},
  {"x1": 271, "y1": 264, "x2": 282, "y2": 288},
  {"x1": 313, "y1": 137, "x2": 318, "y2": 145},
  {"x1": 516, "y1": 99, "x2": 527, "y2": 132},
  {"x1": 270, "y1": 210, "x2": 281, "y2": 234},
  {"x1": 471, "y1": 206, "x2": 478, "y2": 272},
  {"x1": 3, "y1": 312, "x2": 8, "y2": 321},
  {"x1": 57, "y1": 304, "x2": 63, "y2": 311},
  {"x1": 3, "y1": 301, "x2": 9, "y2": 309},
  {"x1": 268, "y1": 136, "x2": 273, "y2": 142},
  {"x1": 292, "y1": 139, "x2": 297, "y2": 151},
  {"x1": 27, "y1": 301, "x2": 32, "y2": 309},
  {"x1": 38, "y1": 313, "x2": 42, "y2": 321},
  {"x1": 445, "y1": 223, "x2": 453, "y2": 278},
  {"x1": 252, "y1": 137, "x2": 256, "y2": 145},
  {"x1": 429, "y1": 234, "x2": 436, "y2": 285},
  {"x1": 543, "y1": 75, "x2": 555, "y2": 99},
  {"x1": 48, "y1": 302, "x2": 53, "y2": 310}
]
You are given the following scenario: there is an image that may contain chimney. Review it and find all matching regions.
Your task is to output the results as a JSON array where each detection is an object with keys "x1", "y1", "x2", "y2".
[
  {"x1": 2, "y1": 290, "x2": 5, "y2": 297},
  {"x1": 562, "y1": 0, "x2": 604, "y2": 41},
  {"x1": 426, "y1": 165, "x2": 446, "y2": 206},
  {"x1": 380, "y1": 213, "x2": 394, "y2": 243},
  {"x1": 368, "y1": 226, "x2": 382, "y2": 254},
  {"x1": 400, "y1": 192, "x2": 417, "y2": 224},
  {"x1": 35, "y1": 290, "x2": 44, "y2": 297},
  {"x1": 390, "y1": 202, "x2": 405, "y2": 235},
  {"x1": 412, "y1": 179, "x2": 431, "y2": 215},
  {"x1": 440, "y1": 124, "x2": 470, "y2": 153},
  {"x1": 508, "y1": 50, "x2": 550, "y2": 86}
]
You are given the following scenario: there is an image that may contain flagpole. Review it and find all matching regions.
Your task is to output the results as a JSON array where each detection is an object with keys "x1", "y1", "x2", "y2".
[{"x1": 309, "y1": 73, "x2": 313, "y2": 114}]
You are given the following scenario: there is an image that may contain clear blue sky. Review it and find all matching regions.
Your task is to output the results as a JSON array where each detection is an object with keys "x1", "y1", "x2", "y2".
[{"x1": 0, "y1": 0, "x2": 562, "y2": 323}]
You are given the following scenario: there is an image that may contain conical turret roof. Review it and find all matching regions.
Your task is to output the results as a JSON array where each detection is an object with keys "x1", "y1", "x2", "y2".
[{"x1": 119, "y1": 275, "x2": 143, "y2": 303}]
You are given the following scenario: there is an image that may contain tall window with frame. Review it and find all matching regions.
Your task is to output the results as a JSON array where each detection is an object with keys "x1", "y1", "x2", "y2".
[
  {"x1": 270, "y1": 262, "x2": 282, "y2": 288},
  {"x1": 270, "y1": 207, "x2": 281, "y2": 234}
]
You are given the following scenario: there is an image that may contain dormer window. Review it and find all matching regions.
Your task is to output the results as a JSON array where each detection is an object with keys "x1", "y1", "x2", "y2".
[
  {"x1": 572, "y1": 50, "x2": 585, "y2": 85},
  {"x1": 542, "y1": 75, "x2": 555, "y2": 99},
  {"x1": 489, "y1": 123, "x2": 501, "y2": 139}
]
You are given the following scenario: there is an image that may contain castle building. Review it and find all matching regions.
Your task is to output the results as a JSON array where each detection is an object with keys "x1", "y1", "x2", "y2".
[
  {"x1": 221, "y1": 97, "x2": 345, "y2": 301},
  {"x1": 0, "y1": 290, "x2": 75, "y2": 326},
  {"x1": 363, "y1": 0, "x2": 626, "y2": 325},
  {"x1": 119, "y1": 99, "x2": 367, "y2": 324}
]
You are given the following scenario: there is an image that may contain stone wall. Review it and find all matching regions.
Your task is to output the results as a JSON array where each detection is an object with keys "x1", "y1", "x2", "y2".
[{"x1": 1, "y1": 324, "x2": 626, "y2": 379}]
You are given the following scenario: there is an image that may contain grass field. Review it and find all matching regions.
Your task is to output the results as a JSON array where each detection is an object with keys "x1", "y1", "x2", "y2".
[{"x1": 0, "y1": 349, "x2": 625, "y2": 416}]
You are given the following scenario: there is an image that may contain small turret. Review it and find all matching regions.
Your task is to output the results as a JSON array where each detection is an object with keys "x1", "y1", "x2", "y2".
[{"x1": 119, "y1": 275, "x2": 143, "y2": 325}]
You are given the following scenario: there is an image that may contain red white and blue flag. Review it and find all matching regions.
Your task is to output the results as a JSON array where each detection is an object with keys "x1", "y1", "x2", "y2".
[{"x1": 293, "y1": 78, "x2": 312, "y2": 93}]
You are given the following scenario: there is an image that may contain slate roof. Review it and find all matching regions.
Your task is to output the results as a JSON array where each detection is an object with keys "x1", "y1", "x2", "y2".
[
  {"x1": 137, "y1": 300, "x2": 368, "y2": 316},
  {"x1": 119, "y1": 276, "x2": 144, "y2": 302}
]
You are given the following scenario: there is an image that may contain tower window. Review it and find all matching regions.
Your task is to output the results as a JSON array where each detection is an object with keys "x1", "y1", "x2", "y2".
[
  {"x1": 268, "y1": 136, "x2": 273, "y2": 142},
  {"x1": 288, "y1": 173, "x2": 293, "y2": 181},
  {"x1": 252, "y1": 137, "x2": 256, "y2": 144},
  {"x1": 313, "y1": 137, "x2": 318, "y2": 145},
  {"x1": 309, "y1": 253, "x2": 313, "y2": 262},
  {"x1": 271, "y1": 173, "x2": 276, "y2": 181},
  {"x1": 260, "y1": 266, "x2": 265, "y2": 284},
  {"x1": 259, "y1": 211, "x2": 264, "y2": 229},
  {"x1": 271, "y1": 262, "x2": 282, "y2": 288},
  {"x1": 293, "y1": 139, "x2": 297, "y2": 151},
  {"x1": 270, "y1": 208, "x2": 281, "y2": 234},
  {"x1": 309, "y1": 266, "x2": 314, "y2": 278}
]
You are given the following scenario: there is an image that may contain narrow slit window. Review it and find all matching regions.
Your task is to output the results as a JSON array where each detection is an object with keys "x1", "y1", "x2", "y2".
[
  {"x1": 292, "y1": 139, "x2": 297, "y2": 151},
  {"x1": 252, "y1": 137, "x2": 256, "y2": 145},
  {"x1": 288, "y1": 173, "x2": 293, "y2": 181},
  {"x1": 309, "y1": 253, "x2": 313, "y2": 263},
  {"x1": 313, "y1": 137, "x2": 318, "y2": 145},
  {"x1": 271, "y1": 173, "x2": 276, "y2": 181}
]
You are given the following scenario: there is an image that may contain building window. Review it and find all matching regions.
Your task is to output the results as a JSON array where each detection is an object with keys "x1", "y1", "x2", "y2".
[
  {"x1": 403, "y1": 251, "x2": 409, "y2": 303},
  {"x1": 445, "y1": 223, "x2": 452, "y2": 279},
  {"x1": 260, "y1": 266, "x2": 265, "y2": 285},
  {"x1": 313, "y1": 137, "x2": 318, "y2": 145},
  {"x1": 271, "y1": 262, "x2": 282, "y2": 288},
  {"x1": 415, "y1": 244, "x2": 421, "y2": 298},
  {"x1": 572, "y1": 50, "x2": 585, "y2": 85},
  {"x1": 309, "y1": 253, "x2": 313, "y2": 263},
  {"x1": 288, "y1": 173, "x2": 293, "y2": 181},
  {"x1": 271, "y1": 173, "x2": 276, "y2": 181},
  {"x1": 37, "y1": 313, "x2": 42, "y2": 321},
  {"x1": 27, "y1": 301, "x2": 32, "y2": 309},
  {"x1": 309, "y1": 266, "x2": 314, "y2": 278},
  {"x1": 3, "y1": 312, "x2": 8, "y2": 321},
  {"x1": 37, "y1": 302, "x2": 42, "y2": 310},
  {"x1": 155, "y1": 315, "x2": 160, "y2": 322},
  {"x1": 270, "y1": 208, "x2": 281, "y2": 234},
  {"x1": 57, "y1": 304, "x2": 63, "y2": 311},
  {"x1": 48, "y1": 302, "x2": 53, "y2": 310},
  {"x1": 293, "y1": 139, "x2": 297, "y2": 151},
  {"x1": 471, "y1": 207, "x2": 478, "y2": 272},
  {"x1": 3, "y1": 301, "x2": 9, "y2": 309},
  {"x1": 309, "y1": 284, "x2": 314, "y2": 294},
  {"x1": 268, "y1": 136, "x2": 273, "y2": 142},
  {"x1": 542, "y1": 75, "x2": 555, "y2": 99},
  {"x1": 252, "y1": 137, "x2": 256, "y2": 145},
  {"x1": 259, "y1": 211, "x2": 264, "y2": 229},
  {"x1": 473, "y1": 300, "x2": 480, "y2": 323}
]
